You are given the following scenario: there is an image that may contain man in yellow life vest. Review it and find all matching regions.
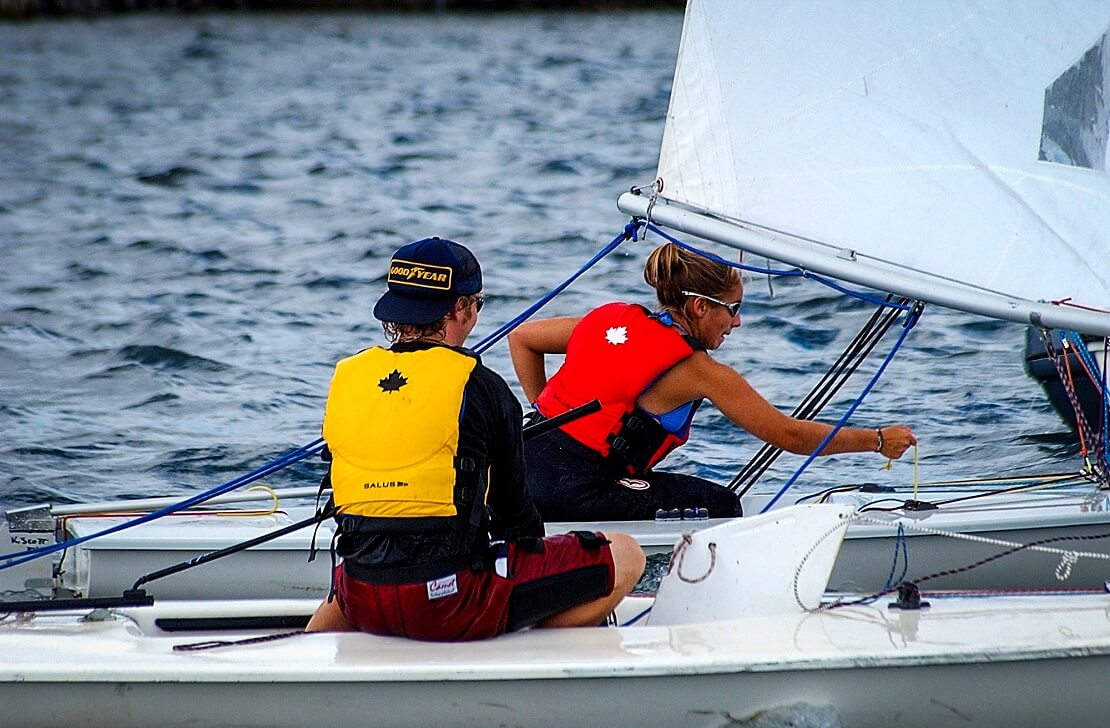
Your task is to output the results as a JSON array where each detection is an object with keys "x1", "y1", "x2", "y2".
[{"x1": 306, "y1": 237, "x2": 645, "y2": 640}]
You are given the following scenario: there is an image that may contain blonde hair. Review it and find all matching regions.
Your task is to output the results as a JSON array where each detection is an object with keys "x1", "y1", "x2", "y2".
[{"x1": 643, "y1": 243, "x2": 740, "y2": 310}]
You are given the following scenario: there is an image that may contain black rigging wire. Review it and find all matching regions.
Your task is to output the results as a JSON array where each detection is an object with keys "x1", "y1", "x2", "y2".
[{"x1": 730, "y1": 295, "x2": 910, "y2": 496}]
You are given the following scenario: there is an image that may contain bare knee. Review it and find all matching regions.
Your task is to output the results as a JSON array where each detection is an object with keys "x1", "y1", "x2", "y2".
[
  {"x1": 305, "y1": 598, "x2": 354, "y2": 633},
  {"x1": 602, "y1": 531, "x2": 646, "y2": 595}
]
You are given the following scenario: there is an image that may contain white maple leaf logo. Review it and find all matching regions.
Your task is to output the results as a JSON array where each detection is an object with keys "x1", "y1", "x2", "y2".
[{"x1": 605, "y1": 326, "x2": 628, "y2": 345}]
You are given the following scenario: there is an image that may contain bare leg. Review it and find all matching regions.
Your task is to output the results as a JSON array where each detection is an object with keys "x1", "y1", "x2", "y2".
[
  {"x1": 305, "y1": 598, "x2": 355, "y2": 632},
  {"x1": 536, "y1": 532, "x2": 645, "y2": 629}
]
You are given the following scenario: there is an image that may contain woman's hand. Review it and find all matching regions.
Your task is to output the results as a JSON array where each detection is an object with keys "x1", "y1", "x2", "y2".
[{"x1": 877, "y1": 425, "x2": 916, "y2": 459}]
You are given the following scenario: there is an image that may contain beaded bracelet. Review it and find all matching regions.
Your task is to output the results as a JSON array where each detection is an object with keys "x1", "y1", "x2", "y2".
[{"x1": 875, "y1": 428, "x2": 885, "y2": 453}]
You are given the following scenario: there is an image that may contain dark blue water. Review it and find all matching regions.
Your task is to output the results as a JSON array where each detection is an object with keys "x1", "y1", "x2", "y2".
[{"x1": 0, "y1": 12, "x2": 1074, "y2": 511}]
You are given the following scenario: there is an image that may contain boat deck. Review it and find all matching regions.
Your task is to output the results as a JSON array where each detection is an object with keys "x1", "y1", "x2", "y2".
[{"x1": 3, "y1": 593, "x2": 1110, "y2": 727}]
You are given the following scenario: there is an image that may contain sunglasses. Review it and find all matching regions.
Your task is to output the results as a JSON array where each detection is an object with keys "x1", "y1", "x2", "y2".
[
  {"x1": 682, "y1": 290, "x2": 742, "y2": 317},
  {"x1": 471, "y1": 293, "x2": 485, "y2": 313}
]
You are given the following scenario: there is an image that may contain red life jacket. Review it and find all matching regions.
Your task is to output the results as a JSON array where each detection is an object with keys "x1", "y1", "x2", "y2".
[{"x1": 535, "y1": 302, "x2": 702, "y2": 474}]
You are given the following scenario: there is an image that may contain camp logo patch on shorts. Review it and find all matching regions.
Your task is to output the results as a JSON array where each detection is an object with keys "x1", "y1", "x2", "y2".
[
  {"x1": 426, "y1": 573, "x2": 459, "y2": 600},
  {"x1": 388, "y1": 259, "x2": 453, "y2": 291}
]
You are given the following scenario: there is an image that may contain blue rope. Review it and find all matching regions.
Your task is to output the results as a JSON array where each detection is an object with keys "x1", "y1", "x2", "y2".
[
  {"x1": 759, "y1": 304, "x2": 924, "y2": 514},
  {"x1": 1064, "y1": 331, "x2": 1106, "y2": 398},
  {"x1": 620, "y1": 604, "x2": 653, "y2": 626},
  {"x1": 881, "y1": 523, "x2": 909, "y2": 590},
  {"x1": 473, "y1": 219, "x2": 640, "y2": 354},
  {"x1": 1064, "y1": 330, "x2": 1110, "y2": 473},
  {"x1": 644, "y1": 223, "x2": 912, "y2": 312},
  {"x1": 0, "y1": 439, "x2": 324, "y2": 571},
  {"x1": 0, "y1": 222, "x2": 641, "y2": 572}
]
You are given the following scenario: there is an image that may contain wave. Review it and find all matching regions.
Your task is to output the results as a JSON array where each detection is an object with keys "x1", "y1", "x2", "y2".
[{"x1": 116, "y1": 345, "x2": 229, "y2": 373}]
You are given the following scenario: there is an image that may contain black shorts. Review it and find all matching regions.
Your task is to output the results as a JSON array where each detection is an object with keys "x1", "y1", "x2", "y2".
[{"x1": 524, "y1": 429, "x2": 742, "y2": 521}]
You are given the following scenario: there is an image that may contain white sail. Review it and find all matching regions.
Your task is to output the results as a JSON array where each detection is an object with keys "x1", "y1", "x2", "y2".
[{"x1": 621, "y1": 0, "x2": 1110, "y2": 334}]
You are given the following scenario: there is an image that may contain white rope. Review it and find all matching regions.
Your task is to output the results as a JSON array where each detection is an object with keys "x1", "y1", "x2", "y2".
[
  {"x1": 852, "y1": 514, "x2": 1110, "y2": 562},
  {"x1": 1055, "y1": 552, "x2": 1079, "y2": 581},
  {"x1": 792, "y1": 516, "x2": 853, "y2": 611},
  {"x1": 793, "y1": 512, "x2": 1110, "y2": 613}
]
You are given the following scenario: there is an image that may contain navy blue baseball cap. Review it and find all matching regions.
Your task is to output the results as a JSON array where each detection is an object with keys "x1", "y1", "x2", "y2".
[{"x1": 373, "y1": 237, "x2": 483, "y2": 325}]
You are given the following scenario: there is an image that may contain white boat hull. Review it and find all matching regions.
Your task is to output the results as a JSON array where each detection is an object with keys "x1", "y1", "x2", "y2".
[
  {"x1": 9, "y1": 480, "x2": 1106, "y2": 601},
  {"x1": 4, "y1": 594, "x2": 1110, "y2": 728},
  {"x1": 5, "y1": 505, "x2": 1110, "y2": 728}
]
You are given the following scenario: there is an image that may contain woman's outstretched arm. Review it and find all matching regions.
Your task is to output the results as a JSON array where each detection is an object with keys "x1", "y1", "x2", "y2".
[
  {"x1": 648, "y1": 353, "x2": 916, "y2": 459},
  {"x1": 507, "y1": 316, "x2": 581, "y2": 403}
]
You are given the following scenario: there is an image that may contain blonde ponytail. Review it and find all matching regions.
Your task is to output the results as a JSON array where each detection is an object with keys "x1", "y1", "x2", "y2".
[{"x1": 643, "y1": 243, "x2": 739, "y2": 309}]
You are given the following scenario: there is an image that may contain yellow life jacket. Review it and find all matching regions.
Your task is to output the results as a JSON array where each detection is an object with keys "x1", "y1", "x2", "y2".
[{"x1": 324, "y1": 346, "x2": 478, "y2": 519}]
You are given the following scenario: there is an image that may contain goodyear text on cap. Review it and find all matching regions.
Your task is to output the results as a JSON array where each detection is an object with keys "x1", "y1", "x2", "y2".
[{"x1": 388, "y1": 259, "x2": 453, "y2": 291}]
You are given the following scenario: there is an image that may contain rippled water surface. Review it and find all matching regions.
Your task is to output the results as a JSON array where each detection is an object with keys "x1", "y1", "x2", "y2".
[{"x1": 0, "y1": 12, "x2": 1074, "y2": 512}]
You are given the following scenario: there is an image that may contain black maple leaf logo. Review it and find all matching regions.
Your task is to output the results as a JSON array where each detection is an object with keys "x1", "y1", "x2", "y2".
[{"x1": 378, "y1": 369, "x2": 408, "y2": 393}]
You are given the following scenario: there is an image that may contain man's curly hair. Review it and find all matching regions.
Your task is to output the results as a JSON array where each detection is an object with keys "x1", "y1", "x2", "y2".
[{"x1": 380, "y1": 293, "x2": 482, "y2": 343}]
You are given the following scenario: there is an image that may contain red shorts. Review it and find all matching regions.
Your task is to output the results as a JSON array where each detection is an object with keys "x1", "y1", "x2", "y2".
[{"x1": 333, "y1": 532, "x2": 614, "y2": 641}]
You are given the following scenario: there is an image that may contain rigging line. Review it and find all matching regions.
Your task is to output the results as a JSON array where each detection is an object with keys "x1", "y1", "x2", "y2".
[
  {"x1": 0, "y1": 440, "x2": 324, "y2": 571},
  {"x1": 850, "y1": 515, "x2": 1110, "y2": 562},
  {"x1": 643, "y1": 223, "x2": 912, "y2": 312},
  {"x1": 1063, "y1": 330, "x2": 1110, "y2": 473},
  {"x1": 816, "y1": 475, "x2": 1090, "y2": 513},
  {"x1": 792, "y1": 484, "x2": 867, "y2": 505},
  {"x1": 1042, "y1": 330, "x2": 1096, "y2": 448},
  {"x1": 619, "y1": 605, "x2": 653, "y2": 627},
  {"x1": 856, "y1": 477, "x2": 1092, "y2": 512},
  {"x1": 1041, "y1": 329, "x2": 1100, "y2": 472},
  {"x1": 1061, "y1": 340, "x2": 1090, "y2": 458},
  {"x1": 9, "y1": 224, "x2": 637, "y2": 571},
  {"x1": 1063, "y1": 331, "x2": 1106, "y2": 398},
  {"x1": 768, "y1": 298, "x2": 894, "y2": 420},
  {"x1": 1, "y1": 224, "x2": 640, "y2": 573},
  {"x1": 882, "y1": 524, "x2": 909, "y2": 592},
  {"x1": 1103, "y1": 340, "x2": 1109, "y2": 472},
  {"x1": 787, "y1": 298, "x2": 907, "y2": 418},
  {"x1": 879, "y1": 472, "x2": 1084, "y2": 488},
  {"x1": 1052, "y1": 298, "x2": 1110, "y2": 314},
  {"x1": 473, "y1": 219, "x2": 641, "y2": 355},
  {"x1": 733, "y1": 297, "x2": 906, "y2": 492},
  {"x1": 731, "y1": 297, "x2": 906, "y2": 494},
  {"x1": 733, "y1": 314, "x2": 891, "y2": 493},
  {"x1": 852, "y1": 481, "x2": 1087, "y2": 514},
  {"x1": 758, "y1": 302, "x2": 924, "y2": 514},
  {"x1": 887, "y1": 531, "x2": 1110, "y2": 591},
  {"x1": 812, "y1": 517, "x2": 1110, "y2": 612},
  {"x1": 646, "y1": 223, "x2": 802, "y2": 277}
]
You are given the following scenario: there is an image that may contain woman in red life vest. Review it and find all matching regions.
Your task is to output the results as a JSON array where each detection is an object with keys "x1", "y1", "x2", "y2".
[{"x1": 508, "y1": 242, "x2": 916, "y2": 521}]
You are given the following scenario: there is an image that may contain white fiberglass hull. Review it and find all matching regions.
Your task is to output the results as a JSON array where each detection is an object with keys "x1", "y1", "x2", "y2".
[
  {"x1": 17, "y1": 480, "x2": 1109, "y2": 601},
  {"x1": 3, "y1": 594, "x2": 1110, "y2": 728},
  {"x1": 573, "y1": 481, "x2": 1110, "y2": 591}
]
